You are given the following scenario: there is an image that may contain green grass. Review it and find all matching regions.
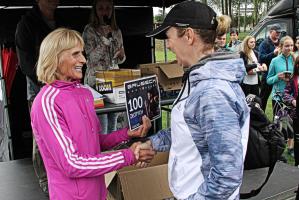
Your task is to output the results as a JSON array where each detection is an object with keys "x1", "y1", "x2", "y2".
[
  {"x1": 238, "y1": 31, "x2": 250, "y2": 41},
  {"x1": 155, "y1": 50, "x2": 176, "y2": 62}
]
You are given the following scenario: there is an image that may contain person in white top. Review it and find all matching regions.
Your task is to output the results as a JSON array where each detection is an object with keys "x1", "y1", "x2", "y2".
[{"x1": 240, "y1": 36, "x2": 267, "y2": 96}]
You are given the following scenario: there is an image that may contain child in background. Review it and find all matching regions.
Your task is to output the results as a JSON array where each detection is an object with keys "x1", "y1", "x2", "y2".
[
  {"x1": 283, "y1": 56, "x2": 299, "y2": 166},
  {"x1": 267, "y1": 36, "x2": 294, "y2": 160},
  {"x1": 227, "y1": 28, "x2": 241, "y2": 52}
]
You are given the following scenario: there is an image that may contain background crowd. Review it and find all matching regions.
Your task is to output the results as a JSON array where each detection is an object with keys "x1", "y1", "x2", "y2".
[{"x1": 217, "y1": 24, "x2": 299, "y2": 168}]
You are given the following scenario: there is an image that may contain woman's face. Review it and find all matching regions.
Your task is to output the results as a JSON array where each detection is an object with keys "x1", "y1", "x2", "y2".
[
  {"x1": 166, "y1": 27, "x2": 191, "y2": 67},
  {"x1": 281, "y1": 39, "x2": 294, "y2": 56},
  {"x1": 295, "y1": 39, "x2": 299, "y2": 50},
  {"x1": 57, "y1": 44, "x2": 86, "y2": 81},
  {"x1": 247, "y1": 38, "x2": 256, "y2": 49},
  {"x1": 96, "y1": 0, "x2": 113, "y2": 19}
]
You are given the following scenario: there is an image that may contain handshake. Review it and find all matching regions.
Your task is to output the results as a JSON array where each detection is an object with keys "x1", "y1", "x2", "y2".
[
  {"x1": 130, "y1": 141, "x2": 156, "y2": 168},
  {"x1": 127, "y1": 116, "x2": 156, "y2": 167}
]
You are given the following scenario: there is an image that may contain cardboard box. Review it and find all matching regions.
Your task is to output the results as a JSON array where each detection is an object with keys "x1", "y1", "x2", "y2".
[
  {"x1": 105, "y1": 86, "x2": 126, "y2": 104},
  {"x1": 96, "y1": 69, "x2": 141, "y2": 88},
  {"x1": 139, "y1": 63, "x2": 184, "y2": 91},
  {"x1": 106, "y1": 152, "x2": 173, "y2": 200}
]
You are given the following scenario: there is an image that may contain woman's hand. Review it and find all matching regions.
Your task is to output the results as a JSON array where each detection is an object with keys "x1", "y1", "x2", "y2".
[
  {"x1": 292, "y1": 100, "x2": 297, "y2": 107},
  {"x1": 261, "y1": 63, "x2": 267, "y2": 71},
  {"x1": 134, "y1": 141, "x2": 156, "y2": 168},
  {"x1": 127, "y1": 116, "x2": 151, "y2": 138},
  {"x1": 257, "y1": 63, "x2": 266, "y2": 72},
  {"x1": 113, "y1": 47, "x2": 125, "y2": 60},
  {"x1": 278, "y1": 72, "x2": 285, "y2": 80}
]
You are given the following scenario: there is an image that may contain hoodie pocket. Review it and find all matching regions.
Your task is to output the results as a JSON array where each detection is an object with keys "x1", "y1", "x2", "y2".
[{"x1": 169, "y1": 155, "x2": 185, "y2": 194}]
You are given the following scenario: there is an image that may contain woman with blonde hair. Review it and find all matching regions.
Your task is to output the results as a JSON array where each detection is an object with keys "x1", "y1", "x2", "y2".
[
  {"x1": 31, "y1": 28, "x2": 154, "y2": 200},
  {"x1": 267, "y1": 35, "x2": 294, "y2": 159},
  {"x1": 267, "y1": 36, "x2": 294, "y2": 113},
  {"x1": 240, "y1": 35, "x2": 267, "y2": 96}
]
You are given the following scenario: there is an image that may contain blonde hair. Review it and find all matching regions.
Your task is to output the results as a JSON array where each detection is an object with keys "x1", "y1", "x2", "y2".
[
  {"x1": 216, "y1": 15, "x2": 231, "y2": 37},
  {"x1": 241, "y1": 35, "x2": 255, "y2": 61},
  {"x1": 279, "y1": 35, "x2": 293, "y2": 49},
  {"x1": 37, "y1": 28, "x2": 84, "y2": 84}
]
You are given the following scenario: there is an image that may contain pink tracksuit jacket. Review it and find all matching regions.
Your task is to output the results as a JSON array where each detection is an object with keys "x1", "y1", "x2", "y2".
[{"x1": 30, "y1": 80, "x2": 136, "y2": 200}]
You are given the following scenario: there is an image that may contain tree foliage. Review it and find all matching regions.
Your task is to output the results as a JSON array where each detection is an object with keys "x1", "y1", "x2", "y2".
[{"x1": 154, "y1": 0, "x2": 280, "y2": 30}]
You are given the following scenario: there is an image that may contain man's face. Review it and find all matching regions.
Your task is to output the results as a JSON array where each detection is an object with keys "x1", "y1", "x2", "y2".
[
  {"x1": 215, "y1": 34, "x2": 226, "y2": 48},
  {"x1": 230, "y1": 33, "x2": 238, "y2": 42},
  {"x1": 37, "y1": 0, "x2": 59, "y2": 11},
  {"x1": 270, "y1": 30, "x2": 281, "y2": 41}
]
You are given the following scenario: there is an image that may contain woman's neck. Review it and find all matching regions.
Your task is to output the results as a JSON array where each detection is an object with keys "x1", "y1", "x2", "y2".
[{"x1": 282, "y1": 53, "x2": 291, "y2": 57}]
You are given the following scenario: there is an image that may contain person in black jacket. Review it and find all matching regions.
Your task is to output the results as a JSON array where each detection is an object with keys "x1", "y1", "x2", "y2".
[
  {"x1": 258, "y1": 24, "x2": 281, "y2": 111},
  {"x1": 240, "y1": 36, "x2": 267, "y2": 96},
  {"x1": 15, "y1": 0, "x2": 60, "y2": 195}
]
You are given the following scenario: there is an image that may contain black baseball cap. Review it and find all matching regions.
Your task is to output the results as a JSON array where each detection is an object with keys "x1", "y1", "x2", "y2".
[
  {"x1": 269, "y1": 24, "x2": 282, "y2": 33},
  {"x1": 146, "y1": 0, "x2": 218, "y2": 39}
]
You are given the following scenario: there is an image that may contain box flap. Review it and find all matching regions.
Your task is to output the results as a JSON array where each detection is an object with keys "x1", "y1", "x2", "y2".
[
  {"x1": 148, "y1": 151, "x2": 169, "y2": 167},
  {"x1": 159, "y1": 64, "x2": 184, "y2": 79},
  {"x1": 105, "y1": 171, "x2": 117, "y2": 188},
  {"x1": 118, "y1": 164, "x2": 173, "y2": 200}
]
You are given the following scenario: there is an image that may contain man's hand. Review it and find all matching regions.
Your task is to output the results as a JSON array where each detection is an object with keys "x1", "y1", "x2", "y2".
[
  {"x1": 127, "y1": 116, "x2": 151, "y2": 138},
  {"x1": 274, "y1": 47, "x2": 280, "y2": 55}
]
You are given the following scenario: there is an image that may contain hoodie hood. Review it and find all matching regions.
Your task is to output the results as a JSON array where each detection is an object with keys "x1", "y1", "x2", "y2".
[{"x1": 187, "y1": 52, "x2": 246, "y2": 86}]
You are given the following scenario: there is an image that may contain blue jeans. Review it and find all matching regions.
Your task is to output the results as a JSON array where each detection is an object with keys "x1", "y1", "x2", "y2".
[{"x1": 98, "y1": 113, "x2": 118, "y2": 134}]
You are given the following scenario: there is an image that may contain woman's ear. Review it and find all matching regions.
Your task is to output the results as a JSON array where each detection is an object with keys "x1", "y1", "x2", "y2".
[{"x1": 185, "y1": 28, "x2": 195, "y2": 45}]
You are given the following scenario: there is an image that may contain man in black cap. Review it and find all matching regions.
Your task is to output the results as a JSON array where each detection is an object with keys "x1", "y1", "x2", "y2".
[
  {"x1": 258, "y1": 23, "x2": 282, "y2": 111},
  {"x1": 142, "y1": 0, "x2": 250, "y2": 199}
]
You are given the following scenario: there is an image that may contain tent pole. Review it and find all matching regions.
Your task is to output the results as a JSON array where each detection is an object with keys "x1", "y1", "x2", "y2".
[{"x1": 162, "y1": 0, "x2": 168, "y2": 63}]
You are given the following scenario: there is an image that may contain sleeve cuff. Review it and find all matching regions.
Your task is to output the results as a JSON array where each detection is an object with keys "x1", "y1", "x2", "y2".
[
  {"x1": 120, "y1": 127, "x2": 130, "y2": 140},
  {"x1": 149, "y1": 135, "x2": 158, "y2": 151},
  {"x1": 122, "y1": 148, "x2": 136, "y2": 166}
]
